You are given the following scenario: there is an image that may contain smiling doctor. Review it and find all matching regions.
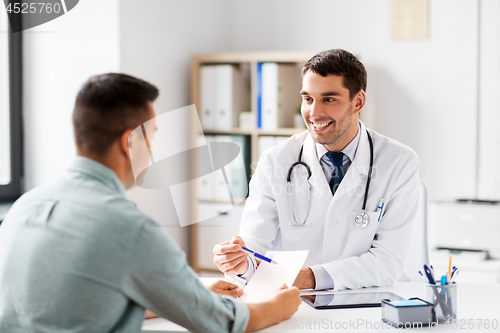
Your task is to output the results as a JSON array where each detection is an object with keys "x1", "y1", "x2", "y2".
[{"x1": 213, "y1": 49, "x2": 420, "y2": 291}]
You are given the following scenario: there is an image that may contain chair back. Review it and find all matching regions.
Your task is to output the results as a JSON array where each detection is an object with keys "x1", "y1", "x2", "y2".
[{"x1": 403, "y1": 180, "x2": 430, "y2": 281}]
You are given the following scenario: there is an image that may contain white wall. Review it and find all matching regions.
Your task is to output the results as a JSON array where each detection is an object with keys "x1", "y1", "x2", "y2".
[
  {"x1": 227, "y1": 0, "x2": 481, "y2": 202},
  {"x1": 23, "y1": 0, "x2": 120, "y2": 189},
  {"x1": 477, "y1": 0, "x2": 500, "y2": 199},
  {"x1": 119, "y1": 0, "x2": 231, "y2": 253}
]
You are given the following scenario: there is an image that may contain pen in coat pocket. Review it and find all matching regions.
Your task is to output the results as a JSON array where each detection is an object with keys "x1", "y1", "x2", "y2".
[{"x1": 376, "y1": 198, "x2": 384, "y2": 222}]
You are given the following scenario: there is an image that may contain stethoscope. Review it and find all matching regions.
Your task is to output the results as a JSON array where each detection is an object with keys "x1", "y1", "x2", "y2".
[{"x1": 286, "y1": 130, "x2": 374, "y2": 228}]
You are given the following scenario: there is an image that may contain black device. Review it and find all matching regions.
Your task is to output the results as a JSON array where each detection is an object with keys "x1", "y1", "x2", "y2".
[{"x1": 301, "y1": 292, "x2": 404, "y2": 310}]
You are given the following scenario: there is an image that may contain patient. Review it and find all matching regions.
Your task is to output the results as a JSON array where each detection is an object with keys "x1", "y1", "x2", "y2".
[{"x1": 0, "y1": 73, "x2": 300, "y2": 333}]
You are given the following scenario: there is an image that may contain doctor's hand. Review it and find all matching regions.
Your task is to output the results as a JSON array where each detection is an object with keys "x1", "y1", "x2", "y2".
[
  {"x1": 208, "y1": 280, "x2": 243, "y2": 298},
  {"x1": 293, "y1": 268, "x2": 316, "y2": 290},
  {"x1": 213, "y1": 236, "x2": 249, "y2": 276}
]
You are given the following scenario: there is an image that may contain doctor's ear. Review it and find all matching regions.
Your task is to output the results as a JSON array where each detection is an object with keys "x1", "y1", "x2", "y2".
[{"x1": 352, "y1": 90, "x2": 366, "y2": 113}]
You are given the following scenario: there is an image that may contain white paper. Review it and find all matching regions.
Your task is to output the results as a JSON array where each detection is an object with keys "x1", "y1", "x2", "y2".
[{"x1": 239, "y1": 250, "x2": 309, "y2": 303}]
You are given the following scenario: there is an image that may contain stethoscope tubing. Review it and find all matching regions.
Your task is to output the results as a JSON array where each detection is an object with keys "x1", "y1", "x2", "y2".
[
  {"x1": 287, "y1": 130, "x2": 374, "y2": 226},
  {"x1": 361, "y1": 131, "x2": 373, "y2": 211}
]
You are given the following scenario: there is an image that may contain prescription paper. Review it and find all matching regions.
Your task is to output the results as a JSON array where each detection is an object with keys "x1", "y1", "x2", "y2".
[{"x1": 239, "y1": 250, "x2": 309, "y2": 303}]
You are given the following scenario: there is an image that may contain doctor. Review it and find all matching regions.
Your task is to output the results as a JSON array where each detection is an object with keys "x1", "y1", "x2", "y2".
[{"x1": 213, "y1": 49, "x2": 420, "y2": 291}]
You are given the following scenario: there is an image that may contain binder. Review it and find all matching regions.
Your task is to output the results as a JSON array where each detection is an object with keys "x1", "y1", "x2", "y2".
[
  {"x1": 261, "y1": 63, "x2": 301, "y2": 130},
  {"x1": 230, "y1": 135, "x2": 250, "y2": 201},
  {"x1": 197, "y1": 135, "x2": 214, "y2": 201},
  {"x1": 199, "y1": 66, "x2": 215, "y2": 130},
  {"x1": 214, "y1": 65, "x2": 250, "y2": 130},
  {"x1": 256, "y1": 63, "x2": 263, "y2": 128},
  {"x1": 213, "y1": 135, "x2": 233, "y2": 201}
]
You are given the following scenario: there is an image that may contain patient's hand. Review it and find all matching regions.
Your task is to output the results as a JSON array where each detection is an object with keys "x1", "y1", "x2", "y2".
[
  {"x1": 144, "y1": 309, "x2": 158, "y2": 319},
  {"x1": 209, "y1": 280, "x2": 243, "y2": 298}
]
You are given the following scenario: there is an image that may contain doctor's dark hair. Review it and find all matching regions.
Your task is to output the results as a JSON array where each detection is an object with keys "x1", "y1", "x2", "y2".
[
  {"x1": 72, "y1": 73, "x2": 159, "y2": 156},
  {"x1": 302, "y1": 49, "x2": 367, "y2": 100}
]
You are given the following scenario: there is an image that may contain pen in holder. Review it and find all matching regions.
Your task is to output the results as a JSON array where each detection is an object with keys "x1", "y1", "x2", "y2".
[{"x1": 423, "y1": 282, "x2": 457, "y2": 322}]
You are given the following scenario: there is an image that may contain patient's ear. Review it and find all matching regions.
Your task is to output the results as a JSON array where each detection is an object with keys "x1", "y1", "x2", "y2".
[{"x1": 120, "y1": 129, "x2": 134, "y2": 159}]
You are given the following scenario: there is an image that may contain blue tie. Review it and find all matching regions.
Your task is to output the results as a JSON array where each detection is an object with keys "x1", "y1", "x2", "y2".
[{"x1": 326, "y1": 152, "x2": 344, "y2": 195}]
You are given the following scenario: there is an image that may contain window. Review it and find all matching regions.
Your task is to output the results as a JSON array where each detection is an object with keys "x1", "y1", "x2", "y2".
[{"x1": 0, "y1": 11, "x2": 22, "y2": 202}]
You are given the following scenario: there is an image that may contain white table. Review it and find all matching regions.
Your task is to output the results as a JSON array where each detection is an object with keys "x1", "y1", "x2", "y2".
[{"x1": 142, "y1": 280, "x2": 500, "y2": 332}]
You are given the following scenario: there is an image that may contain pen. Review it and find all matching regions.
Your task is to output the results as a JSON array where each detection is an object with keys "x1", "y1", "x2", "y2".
[
  {"x1": 448, "y1": 256, "x2": 452, "y2": 277},
  {"x1": 450, "y1": 269, "x2": 459, "y2": 283},
  {"x1": 441, "y1": 275, "x2": 453, "y2": 318},
  {"x1": 376, "y1": 198, "x2": 384, "y2": 222},
  {"x1": 241, "y1": 247, "x2": 278, "y2": 265},
  {"x1": 424, "y1": 265, "x2": 451, "y2": 317}
]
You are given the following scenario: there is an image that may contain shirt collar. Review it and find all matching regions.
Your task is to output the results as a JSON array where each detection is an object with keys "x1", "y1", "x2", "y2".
[
  {"x1": 67, "y1": 156, "x2": 126, "y2": 196},
  {"x1": 315, "y1": 121, "x2": 361, "y2": 163}
]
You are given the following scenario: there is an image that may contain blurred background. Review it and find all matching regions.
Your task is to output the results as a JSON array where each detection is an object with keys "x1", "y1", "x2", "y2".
[{"x1": 1, "y1": 0, "x2": 500, "y2": 282}]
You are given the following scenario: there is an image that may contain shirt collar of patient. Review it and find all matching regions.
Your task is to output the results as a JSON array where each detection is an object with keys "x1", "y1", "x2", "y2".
[
  {"x1": 315, "y1": 121, "x2": 361, "y2": 164},
  {"x1": 69, "y1": 156, "x2": 126, "y2": 196}
]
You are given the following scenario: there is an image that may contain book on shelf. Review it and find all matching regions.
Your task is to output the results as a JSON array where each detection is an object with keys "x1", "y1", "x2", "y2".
[{"x1": 199, "y1": 65, "x2": 250, "y2": 131}]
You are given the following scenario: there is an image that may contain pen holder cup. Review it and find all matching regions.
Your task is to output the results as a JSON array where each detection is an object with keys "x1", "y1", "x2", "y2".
[{"x1": 424, "y1": 282, "x2": 457, "y2": 322}]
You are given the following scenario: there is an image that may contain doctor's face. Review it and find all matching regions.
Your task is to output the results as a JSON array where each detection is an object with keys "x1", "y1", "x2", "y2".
[{"x1": 300, "y1": 71, "x2": 364, "y2": 152}]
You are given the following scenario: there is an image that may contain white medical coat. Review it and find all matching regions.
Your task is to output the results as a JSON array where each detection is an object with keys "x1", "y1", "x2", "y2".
[{"x1": 239, "y1": 121, "x2": 420, "y2": 290}]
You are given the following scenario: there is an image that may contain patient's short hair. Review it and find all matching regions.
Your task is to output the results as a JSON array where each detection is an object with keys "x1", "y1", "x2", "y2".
[
  {"x1": 302, "y1": 49, "x2": 367, "y2": 100},
  {"x1": 72, "y1": 73, "x2": 159, "y2": 156}
]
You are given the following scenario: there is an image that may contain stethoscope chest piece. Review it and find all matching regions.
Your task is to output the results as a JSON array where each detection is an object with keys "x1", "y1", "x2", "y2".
[{"x1": 354, "y1": 212, "x2": 370, "y2": 229}]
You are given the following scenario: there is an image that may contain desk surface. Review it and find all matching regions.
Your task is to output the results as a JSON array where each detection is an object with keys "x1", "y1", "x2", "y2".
[{"x1": 142, "y1": 280, "x2": 500, "y2": 332}]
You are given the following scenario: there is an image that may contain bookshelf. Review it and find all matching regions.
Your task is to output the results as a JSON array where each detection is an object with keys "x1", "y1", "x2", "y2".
[{"x1": 189, "y1": 51, "x2": 317, "y2": 272}]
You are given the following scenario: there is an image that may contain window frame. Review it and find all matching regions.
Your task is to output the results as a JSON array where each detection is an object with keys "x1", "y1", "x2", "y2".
[{"x1": 0, "y1": 14, "x2": 23, "y2": 203}]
